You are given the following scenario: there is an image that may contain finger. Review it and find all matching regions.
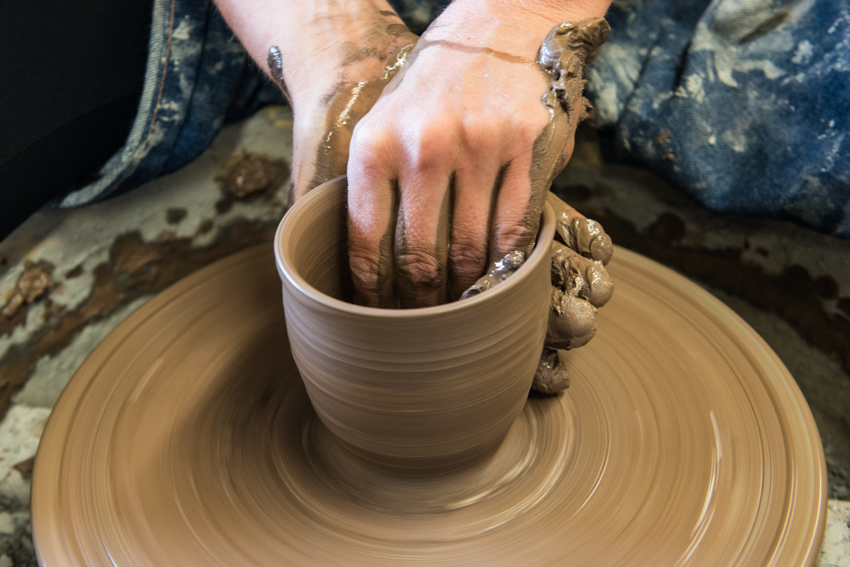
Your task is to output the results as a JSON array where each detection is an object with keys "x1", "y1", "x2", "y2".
[
  {"x1": 447, "y1": 162, "x2": 499, "y2": 300},
  {"x1": 394, "y1": 164, "x2": 452, "y2": 308},
  {"x1": 550, "y1": 241, "x2": 614, "y2": 308},
  {"x1": 347, "y1": 126, "x2": 400, "y2": 308},
  {"x1": 459, "y1": 250, "x2": 525, "y2": 300},
  {"x1": 546, "y1": 287, "x2": 597, "y2": 350},
  {"x1": 546, "y1": 192, "x2": 614, "y2": 265},
  {"x1": 489, "y1": 156, "x2": 547, "y2": 263},
  {"x1": 532, "y1": 347, "x2": 570, "y2": 394}
]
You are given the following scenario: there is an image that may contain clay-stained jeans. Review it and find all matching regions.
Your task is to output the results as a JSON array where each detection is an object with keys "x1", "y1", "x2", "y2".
[{"x1": 60, "y1": 0, "x2": 850, "y2": 240}]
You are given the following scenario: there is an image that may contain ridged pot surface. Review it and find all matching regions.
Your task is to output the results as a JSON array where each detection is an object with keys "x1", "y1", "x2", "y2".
[{"x1": 275, "y1": 177, "x2": 554, "y2": 471}]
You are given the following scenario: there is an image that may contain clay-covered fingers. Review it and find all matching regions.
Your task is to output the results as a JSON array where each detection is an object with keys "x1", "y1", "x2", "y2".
[
  {"x1": 545, "y1": 240, "x2": 614, "y2": 350},
  {"x1": 547, "y1": 287, "x2": 596, "y2": 350},
  {"x1": 346, "y1": 132, "x2": 399, "y2": 308},
  {"x1": 550, "y1": 241, "x2": 613, "y2": 308},
  {"x1": 533, "y1": 347, "x2": 570, "y2": 394},
  {"x1": 446, "y1": 155, "x2": 502, "y2": 300},
  {"x1": 348, "y1": 115, "x2": 496, "y2": 309},
  {"x1": 393, "y1": 161, "x2": 453, "y2": 308},
  {"x1": 487, "y1": 137, "x2": 549, "y2": 264},
  {"x1": 546, "y1": 192, "x2": 613, "y2": 265}
]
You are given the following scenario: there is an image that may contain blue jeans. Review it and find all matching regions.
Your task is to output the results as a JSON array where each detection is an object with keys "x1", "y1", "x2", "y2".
[{"x1": 61, "y1": 0, "x2": 850, "y2": 240}]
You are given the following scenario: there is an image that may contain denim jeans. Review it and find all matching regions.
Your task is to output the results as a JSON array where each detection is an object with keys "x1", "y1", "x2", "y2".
[{"x1": 61, "y1": 0, "x2": 850, "y2": 239}]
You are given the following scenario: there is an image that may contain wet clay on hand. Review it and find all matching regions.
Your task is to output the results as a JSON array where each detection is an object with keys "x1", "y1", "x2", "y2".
[
  {"x1": 457, "y1": 20, "x2": 612, "y2": 394},
  {"x1": 550, "y1": 196, "x2": 614, "y2": 265},
  {"x1": 462, "y1": 18, "x2": 610, "y2": 296},
  {"x1": 533, "y1": 194, "x2": 614, "y2": 392},
  {"x1": 268, "y1": 15, "x2": 418, "y2": 200},
  {"x1": 532, "y1": 347, "x2": 570, "y2": 394}
]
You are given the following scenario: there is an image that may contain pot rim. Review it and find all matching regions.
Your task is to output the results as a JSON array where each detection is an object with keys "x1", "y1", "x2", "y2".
[{"x1": 274, "y1": 175, "x2": 556, "y2": 320}]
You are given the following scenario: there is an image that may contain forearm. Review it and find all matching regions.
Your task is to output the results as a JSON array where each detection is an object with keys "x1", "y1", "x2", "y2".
[{"x1": 212, "y1": 0, "x2": 411, "y2": 108}]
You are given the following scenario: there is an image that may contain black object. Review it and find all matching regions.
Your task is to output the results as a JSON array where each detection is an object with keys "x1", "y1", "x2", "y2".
[{"x1": 0, "y1": 0, "x2": 153, "y2": 239}]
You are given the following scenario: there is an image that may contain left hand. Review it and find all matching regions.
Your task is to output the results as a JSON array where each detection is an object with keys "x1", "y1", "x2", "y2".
[{"x1": 532, "y1": 193, "x2": 614, "y2": 394}]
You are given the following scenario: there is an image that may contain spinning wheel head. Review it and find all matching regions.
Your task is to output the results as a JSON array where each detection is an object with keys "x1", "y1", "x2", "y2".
[{"x1": 32, "y1": 243, "x2": 826, "y2": 565}]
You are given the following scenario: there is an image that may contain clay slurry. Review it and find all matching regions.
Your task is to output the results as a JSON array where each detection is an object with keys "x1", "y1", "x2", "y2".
[{"x1": 31, "y1": 245, "x2": 826, "y2": 565}]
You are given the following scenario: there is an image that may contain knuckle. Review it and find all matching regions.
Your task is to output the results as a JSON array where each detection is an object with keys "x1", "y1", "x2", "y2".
[
  {"x1": 460, "y1": 117, "x2": 500, "y2": 152},
  {"x1": 492, "y1": 221, "x2": 536, "y2": 255},
  {"x1": 516, "y1": 121, "x2": 541, "y2": 146},
  {"x1": 397, "y1": 250, "x2": 445, "y2": 291},
  {"x1": 405, "y1": 119, "x2": 455, "y2": 170},
  {"x1": 348, "y1": 249, "x2": 382, "y2": 294},
  {"x1": 350, "y1": 120, "x2": 397, "y2": 164},
  {"x1": 449, "y1": 241, "x2": 488, "y2": 278}
]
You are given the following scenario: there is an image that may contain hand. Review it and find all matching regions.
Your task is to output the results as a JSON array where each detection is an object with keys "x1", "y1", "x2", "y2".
[
  {"x1": 213, "y1": 0, "x2": 418, "y2": 202},
  {"x1": 532, "y1": 192, "x2": 614, "y2": 394},
  {"x1": 346, "y1": 2, "x2": 610, "y2": 308},
  {"x1": 276, "y1": 8, "x2": 418, "y2": 202}
]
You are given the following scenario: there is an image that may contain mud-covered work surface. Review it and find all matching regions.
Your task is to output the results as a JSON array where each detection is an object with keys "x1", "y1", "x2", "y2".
[{"x1": 0, "y1": 108, "x2": 848, "y2": 565}]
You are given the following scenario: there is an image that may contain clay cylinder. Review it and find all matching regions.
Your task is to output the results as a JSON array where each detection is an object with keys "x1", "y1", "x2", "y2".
[{"x1": 274, "y1": 177, "x2": 555, "y2": 472}]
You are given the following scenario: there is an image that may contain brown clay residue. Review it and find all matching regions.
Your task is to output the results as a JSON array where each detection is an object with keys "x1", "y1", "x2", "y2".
[
  {"x1": 2, "y1": 261, "x2": 56, "y2": 327},
  {"x1": 662, "y1": 153, "x2": 675, "y2": 161},
  {"x1": 0, "y1": 219, "x2": 279, "y2": 420},
  {"x1": 267, "y1": 46, "x2": 292, "y2": 104},
  {"x1": 197, "y1": 220, "x2": 214, "y2": 235},
  {"x1": 537, "y1": 18, "x2": 611, "y2": 124},
  {"x1": 415, "y1": 38, "x2": 535, "y2": 65},
  {"x1": 166, "y1": 208, "x2": 188, "y2": 225},
  {"x1": 13, "y1": 456, "x2": 34, "y2": 481},
  {"x1": 217, "y1": 152, "x2": 290, "y2": 199},
  {"x1": 460, "y1": 251, "x2": 526, "y2": 300},
  {"x1": 305, "y1": 41, "x2": 416, "y2": 194},
  {"x1": 113, "y1": 234, "x2": 170, "y2": 275},
  {"x1": 41, "y1": 300, "x2": 66, "y2": 323},
  {"x1": 532, "y1": 347, "x2": 570, "y2": 394},
  {"x1": 0, "y1": 308, "x2": 26, "y2": 340},
  {"x1": 215, "y1": 199, "x2": 233, "y2": 215},
  {"x1": 65, "y1": 264, "x2": 84, "y2": 279},
  {"x1": 655, "y1": 131, "x2": 671, "y2": 145}
]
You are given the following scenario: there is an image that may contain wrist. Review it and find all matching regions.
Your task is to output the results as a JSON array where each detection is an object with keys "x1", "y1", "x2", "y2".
[
  {"x1": 276, "y1": 10, "x2": 416, "y2": 111},
  {"x1": 425, "y1": 0, "x2": 610, "y2": 58}
]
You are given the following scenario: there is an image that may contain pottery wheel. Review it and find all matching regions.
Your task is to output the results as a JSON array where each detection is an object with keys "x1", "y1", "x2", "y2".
[{"x1": 32, "y1": 245, "x2": 826, "y2": 565}]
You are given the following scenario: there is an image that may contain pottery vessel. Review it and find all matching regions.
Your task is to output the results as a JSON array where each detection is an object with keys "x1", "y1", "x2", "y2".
[{"x1": 274, "y1": 176, "x2": 555, "y2": 471}]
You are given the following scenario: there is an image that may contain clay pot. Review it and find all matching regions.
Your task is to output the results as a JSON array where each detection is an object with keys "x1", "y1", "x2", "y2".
[{"x1": 274, "y1": 176, "x2": 555, "y2": 472}]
